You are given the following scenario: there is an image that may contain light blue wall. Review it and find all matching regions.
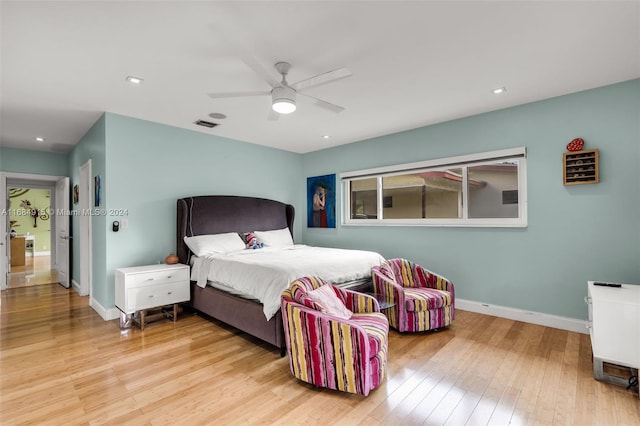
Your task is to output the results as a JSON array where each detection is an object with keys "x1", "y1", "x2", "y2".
[
  {"x1": 301, "y1": 79, "x2": 640, "y2": 320},
  {"x1": 68, "y1": 115, "x2": 108, "y2": 305},
  {"x1": 0, "y1": 147, "x2": 69, "y2": 176},
  {"x1": 100, "y1": 113, "x2": 302, "y2": 309},
  {"x1": 6, "y1": 79, "x2": 638, "y2": 322}
]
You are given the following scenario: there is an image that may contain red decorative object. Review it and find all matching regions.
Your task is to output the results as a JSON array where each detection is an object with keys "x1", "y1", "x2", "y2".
[
  {"x1": 567, "y1": 138, "x2": 585, "y2": 152},
  {"x1": 165, "y1": 254, "x2": 179, "y2": 264}
]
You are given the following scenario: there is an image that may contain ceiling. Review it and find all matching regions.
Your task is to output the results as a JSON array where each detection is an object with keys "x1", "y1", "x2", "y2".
[{"x1": 1, "y1": 1, "x2": 639, "y2": 155}]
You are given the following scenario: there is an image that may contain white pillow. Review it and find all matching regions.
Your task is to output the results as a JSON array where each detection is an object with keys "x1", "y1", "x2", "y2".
[
  {"x1": 184, "y1": 233, "x2": 246, "y2": 256},
  {"x1": 253, "y1": 227, "x2": 294, "y2": 247},
  {"x1": 306, "y1": 285, "x2": 352, "y2": 319}
]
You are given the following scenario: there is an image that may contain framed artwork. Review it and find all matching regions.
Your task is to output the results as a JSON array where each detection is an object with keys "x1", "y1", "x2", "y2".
[
  {"x1": 73, "y1": 184, "x2": 79, "y2": 204},
  {"x1": 307, "y1": 174, "x2": 336, "y2": 228},
  {"x1": 94, "y1": 175, "x2": 101, "y2": 207}
]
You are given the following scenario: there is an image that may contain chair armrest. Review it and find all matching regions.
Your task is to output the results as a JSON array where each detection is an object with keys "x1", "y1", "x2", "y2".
[
  {"x1": 281, "y1": 301, "x2": 372, "y2": 362},
  {"x1": 372, "y1": 270, "x2": 404, "y2": 305},
  {"x1": 342, "y1": 289, "x2": 380, "y2": 313},
  {"x1": 414, "y1": 265, "x2": 455, "y2": 295}
]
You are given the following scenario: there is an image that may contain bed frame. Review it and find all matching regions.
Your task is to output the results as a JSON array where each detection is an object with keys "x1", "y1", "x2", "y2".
[{"x1": 177, "y1": 195, "x2": 294, "y2": 354}]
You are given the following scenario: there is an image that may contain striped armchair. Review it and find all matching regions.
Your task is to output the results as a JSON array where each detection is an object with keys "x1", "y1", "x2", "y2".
[
  {"x1": 281, "y1": 276, "x2": 389, "y2": 396},
  {"x1": 372, "y1": 258, "x2": 454, "y2": 332}
]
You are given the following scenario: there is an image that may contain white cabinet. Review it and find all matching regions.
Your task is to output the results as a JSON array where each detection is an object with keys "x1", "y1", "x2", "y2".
[
  {"x1": 587, "y1": 281, "x2": 640, "y2": 393},
  {"x1": 115, "y1": 263, "x2": 190, "y2": 329},
  {"x1": 25, "y1": 235, "x2": 35, "y2": 256}
]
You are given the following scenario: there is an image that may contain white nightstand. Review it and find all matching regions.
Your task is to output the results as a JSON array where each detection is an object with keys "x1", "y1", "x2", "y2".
[
  {"x1": 587, "y1": 281, "x2": 640, "y2": 397},
  {"x1": 115, "y1": 263, "x2": 190, "y2": 329}
]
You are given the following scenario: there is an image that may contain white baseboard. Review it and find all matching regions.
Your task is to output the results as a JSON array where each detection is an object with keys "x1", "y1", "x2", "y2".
[
  {"x1": 83, "y1": 294, "x2": 586, "y2": 331},
  {"x1": 456, "y1": 298, "x2": 589, "y2": 334},
  {"x1": 105, "y1": 307, "x2": 120, "y2": 321},
  {"x1": 71, "y1": 279, "x2": 80, "y2": 293},
  {"x1": 89, "y1": 297, "x2": 120, "y2": 321}
]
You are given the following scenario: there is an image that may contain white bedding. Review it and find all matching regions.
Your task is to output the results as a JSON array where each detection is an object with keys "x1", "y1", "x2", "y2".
[{"x1": 190, "y1": 245, "x2": 385, "y2": 319}]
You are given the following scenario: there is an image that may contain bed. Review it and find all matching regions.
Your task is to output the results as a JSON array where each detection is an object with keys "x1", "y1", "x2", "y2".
[{"x1": 176, "y1": 195, "x2": 383, "y2": 355}]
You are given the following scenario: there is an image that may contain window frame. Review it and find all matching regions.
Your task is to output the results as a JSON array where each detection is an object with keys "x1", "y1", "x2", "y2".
[{"x1": 341, "y1": 147, "x2": 527, "y2": 228}]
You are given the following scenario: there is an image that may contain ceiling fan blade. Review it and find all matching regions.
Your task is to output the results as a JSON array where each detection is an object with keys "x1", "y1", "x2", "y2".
[
  {"x1": 240, "y1": 55, "x2": 282, "y2": 89},
  {"x1": 291, "y1": 68, "x2": 352, "y2": 92},
  {"x1": 300, "y1": 93, "x2": 345, "y2": 113},
  {"x1": 208, "y1": 90, "x2": 270, "y2": 99}
]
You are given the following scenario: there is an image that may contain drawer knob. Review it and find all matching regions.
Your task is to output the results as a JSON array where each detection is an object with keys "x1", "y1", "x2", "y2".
[
  {"x1": 147, "y1": 277, "x2": 155, "y2": 281},
  {"x1": 148, "y1": 295, "x2": 154, "y2": 298},
  {"x1": 167, "y1": 275, "x2": 172, "y2": 279},
  {"x1": 167, "y1": 291, "x2": 173, "y2": 295}
]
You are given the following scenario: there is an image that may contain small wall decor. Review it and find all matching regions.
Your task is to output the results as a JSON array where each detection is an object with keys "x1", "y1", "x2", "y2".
[
  {"x1": 9, "y1": 188, "x2": 30, "y2": 199},
  {"x1": 94, "y1": 175, "x2": 101, "y2": 207},
  {"x1": 73, "y1": 184, "x2": 79, "y2": 204},
  {"x1": 307, "y1": 174, "x2": 336, "y2": 228},
  {"x1": 19, "y1": 199, "x2": 50, "y2": 227},
  {"x1": 566, "y1": 137, "x2": 585, "y2": 151}
]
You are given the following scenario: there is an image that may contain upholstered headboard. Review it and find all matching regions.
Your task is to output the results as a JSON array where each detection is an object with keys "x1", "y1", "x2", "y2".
[{"x1": 176, "y1": 196, "x2": 295, "y2": 265}]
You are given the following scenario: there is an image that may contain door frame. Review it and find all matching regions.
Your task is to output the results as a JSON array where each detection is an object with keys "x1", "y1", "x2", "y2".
[
  {"x1": 78, "y1": 160, "x2": 92, "y2": 297},
  {"x1": 0, "y1": 172, "x2": 69, "y2": 291}
]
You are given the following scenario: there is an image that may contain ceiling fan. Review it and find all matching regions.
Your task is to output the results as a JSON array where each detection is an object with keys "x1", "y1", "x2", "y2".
[{"x1": 208, "y1": 61, "x2": 352, "y2": 117}]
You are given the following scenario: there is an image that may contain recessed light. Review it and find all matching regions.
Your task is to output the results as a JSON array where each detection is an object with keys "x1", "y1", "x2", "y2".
[
  {"x1": 493, "y1": 87, "x2": 507, "y2": 94},
  {"x1": 125, "y1": 75, "x2": 143, "y2": 85},
  {"x1": 208, "y1": 113, "x2": 227, "y2": 119},
  {"x1": 322, "y1": 135, "x2": 331, "y2": 139},
  {"x1": 35, "y1": 137, "x2": 45, "y2": 142}
]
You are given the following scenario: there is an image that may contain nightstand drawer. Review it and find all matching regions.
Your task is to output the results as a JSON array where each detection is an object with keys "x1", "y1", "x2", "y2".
[
  {"x1": 125, "y1": 281, "x2": 189, "y2": 312},
  {"x1": 125, "y1": 267, "x2": 189, "y2": 288}
]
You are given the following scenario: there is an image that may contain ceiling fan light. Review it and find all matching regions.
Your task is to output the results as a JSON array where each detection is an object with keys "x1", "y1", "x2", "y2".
[
  {"x1": 272, "y1": 86, "x2": 297, "y2": 114},
  {"x1": 272, "y1": 99, "x2": 296, "y2": 114}
]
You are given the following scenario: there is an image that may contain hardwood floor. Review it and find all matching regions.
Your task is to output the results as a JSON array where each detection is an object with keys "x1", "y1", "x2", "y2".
[
  {"x1": 1, "y1": 284, "x2": 638, "y2": 425},
  {"x1": 7, "y1": 255, "x2": 57, "y2": 289}
]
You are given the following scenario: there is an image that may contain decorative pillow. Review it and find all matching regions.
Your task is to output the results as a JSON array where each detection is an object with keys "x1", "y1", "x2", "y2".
[
  {"x1": 253, "y1": 227, "x2": 294, "y2": 247},
  {"x1": 306, "y1": 284, "x2": 352, "y2": 319},
  {"x1": 183, "y1": 233, "x2": 246, "y2": 256},
  {"x1": 290, "y1": 277, "x2": 326, "y2": 311},
  {"x1": 243, "y1": 232, "x2": 264, "y2": 250}
]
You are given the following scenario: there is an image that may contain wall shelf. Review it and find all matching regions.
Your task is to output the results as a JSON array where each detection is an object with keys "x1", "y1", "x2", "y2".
[{"x1": 563, "y1": 149, "x2": 599, "y2": 186}]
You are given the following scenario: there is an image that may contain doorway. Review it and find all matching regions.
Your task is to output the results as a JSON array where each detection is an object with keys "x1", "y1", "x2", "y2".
[
  {"x1": 7, "y1": 186, "x2": 57, "y2": 289},
  {"x1": 1, "y1": 172, "x2": 70, "y2": 291}
]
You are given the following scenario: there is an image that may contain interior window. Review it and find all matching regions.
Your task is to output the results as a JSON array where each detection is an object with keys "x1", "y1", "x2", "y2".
[{"x1": 342, "y1": 148, "x2": 527, "y2": 227}]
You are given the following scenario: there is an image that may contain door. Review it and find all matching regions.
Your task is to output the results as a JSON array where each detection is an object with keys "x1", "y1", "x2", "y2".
[{"x1": 55, "y1": 177, "x2": 70, "y2": 288}]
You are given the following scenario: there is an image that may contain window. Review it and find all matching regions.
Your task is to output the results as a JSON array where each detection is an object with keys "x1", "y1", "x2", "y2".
[{"x1": 342, "y1": 147, "x2": 527, "y2": 227}]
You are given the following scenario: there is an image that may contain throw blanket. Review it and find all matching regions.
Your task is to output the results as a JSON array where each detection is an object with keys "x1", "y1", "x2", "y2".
[{"x1": 191, "y1": 245, "x2": 384, "y2": 319}]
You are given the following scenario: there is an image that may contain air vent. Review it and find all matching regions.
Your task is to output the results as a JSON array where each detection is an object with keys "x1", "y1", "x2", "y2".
[{"x1": 194, "y1": 120, "x2": 218, "y2": 128}]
